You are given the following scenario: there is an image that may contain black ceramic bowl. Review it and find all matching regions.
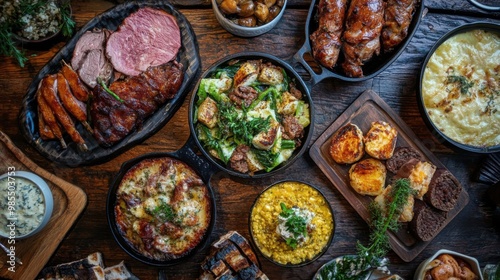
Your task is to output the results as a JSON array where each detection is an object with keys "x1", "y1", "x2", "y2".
[
  {"x1": 106, "y1": 150, "x2": 216, "y2": 266},
  {"x1": 189, "y1": 52, "x2": 315, "y2": 178},
  {"x1": 293, "y1": 0, "x2": 424, "y2": 83},
  {"x1": 248, "y1": 180, "x2": 335, "y2": 267},
  {"x1": 418, "y1": 22, "x2": 500, "y2": 154}
]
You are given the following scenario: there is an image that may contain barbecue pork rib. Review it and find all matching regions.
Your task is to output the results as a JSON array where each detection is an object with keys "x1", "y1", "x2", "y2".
[
  {"x1": 341, "y1": 0, "x2": 385, "y2": 77},
  {"x1": 90, "y1": 61, "x2": 184, "y2": 147}
]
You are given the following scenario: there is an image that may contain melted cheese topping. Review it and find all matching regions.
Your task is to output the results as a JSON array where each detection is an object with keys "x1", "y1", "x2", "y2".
[
  {"x1": 422, "y1": 29, "x2": 500, "y2": 147},
  {"x1": 115, "y1": 157, "x2": 211, "y2": 261}
]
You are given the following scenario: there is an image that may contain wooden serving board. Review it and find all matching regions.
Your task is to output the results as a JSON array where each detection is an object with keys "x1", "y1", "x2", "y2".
[
  {"x1": 0, "y1": 131, "x2": 87, "y2": 280},
  {"x1": 309, "y1": 90, "x2": 469, "y2": 262}
]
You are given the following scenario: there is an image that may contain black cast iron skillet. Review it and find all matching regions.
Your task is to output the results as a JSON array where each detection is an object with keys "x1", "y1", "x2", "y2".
[
  {"x1": 188, "y1": 51, "x2": 316, "y2": 179},
  {"x1": 417, "y1": 22, "x2": 500, "y2": 154},
  {"x1": 107, "y1": 51, "x2": 316, "y2": 264},
  {"x1": 106, "y1": 149, "x2": 216, "y2": 266},
  {"x1": 292, "y1": 0, "x2": 424, "y2": 84},
  {"x1": 19, "y1": 0, "x2": 201, "y2": 167}
]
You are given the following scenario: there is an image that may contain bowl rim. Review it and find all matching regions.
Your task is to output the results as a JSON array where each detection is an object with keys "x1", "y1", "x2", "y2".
[
  {"x1": 211, "y1": 0, "x2": 287, "y2": 35},
  {"x1": 413, "y1": 249, "x2": 483, "y2": 280},
  {"x1": 106, "y1": 153, "x2": 216, "y2": 266},
  {"x1": 0, "y1": 170, "x2": 53, "y2": 239},
  {"x1": 418, "y1": 22, "x2": 500, "y2": 154},
  {"x1": 248, "y1": 179, "x2": 335, "y2": 267},
  {"x1": 188, "y1": 51, "x2": 315, "y2": 178},
  {"x1": 11, "y1": 0, "x2": 71, "y2": 44}
]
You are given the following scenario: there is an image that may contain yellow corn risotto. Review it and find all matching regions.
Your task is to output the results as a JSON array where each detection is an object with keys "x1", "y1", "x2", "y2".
[{"x1": 250, "y1": 181, "x2": 334, "y2": 265}]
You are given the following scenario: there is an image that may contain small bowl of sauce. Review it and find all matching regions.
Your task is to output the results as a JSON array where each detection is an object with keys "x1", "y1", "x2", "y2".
[{"x1": 0, "y1": 171, "x2": 53, "y2": 239}]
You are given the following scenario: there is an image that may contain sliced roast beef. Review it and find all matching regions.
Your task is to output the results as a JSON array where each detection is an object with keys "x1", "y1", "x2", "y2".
[
  {"x1": 424, "y1": 169, "x2": 462, "y2": 212},
  {"x1": 90, "y1": 61, "x2": 184, "y2": 146},
  {"x1": 410, "y1": 200, "x2": 447, "y2": 241},
  {"x1": 386, "y1": 146, "x2": 424, "y2": 174},
  {"x1": 77, "y1": 49, "x2": 114, "y2": 89},
  {"x1": 106, "y1": 7, "x2": 181, "y2": 77},
  {"x1": 71, "y1": 28, "x2": 113, "y2": 88}
]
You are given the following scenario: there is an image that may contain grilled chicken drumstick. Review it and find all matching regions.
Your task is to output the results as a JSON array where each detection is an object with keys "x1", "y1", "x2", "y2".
[
  {"x1": 37, "y1": 78, "x2": 67, "y2": 148},
  {"x1": 310, "y1": 0, "x2": 348, "y2": 69},
  {"x1": 41, "y1": 74, "x2": 88, "y2": 151},
  {"x1": 382, "y1": 0, "x2": 417, "y2": 51},
  {"x1": 341, "y1": 0, "x2": 384, "y2": 77},
  {"x1": 61, "y1": 60, "x2": 90, "y2": 102},
  {"x1": 56, "y1": 73, "x2": 93, "y2": 132}
]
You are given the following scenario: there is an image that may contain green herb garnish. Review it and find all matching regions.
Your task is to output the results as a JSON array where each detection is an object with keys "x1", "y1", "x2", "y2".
[
  {"x1": 98, "y1": 77, "x2": 124, "y2": 102},
  {"x1": 279, "y1": 202, "x2": 308, "y2": 249},
  {"x1": 151, "y1": 201, "x2": 175, "y2": 223},
  {"x1": 315, "y1": 178, "x2": 414, "y2": 280},
  {"x1": 446, "y1": 74, "x2": 474, "y2": 95},
  {"x1": 0, "y1": 0, "x2": 76, "y2": 67}
]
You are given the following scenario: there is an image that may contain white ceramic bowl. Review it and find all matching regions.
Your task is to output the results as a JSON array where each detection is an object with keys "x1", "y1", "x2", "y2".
[
  {"x1": 414, "y1": 249, "x2": 483, "y2": 280},
  {"x1": 211, "y1": 0, "x2": 287, "y2": 37},
  {"x1": 0, "y1": 171, "x2": 53, "y2": 239}
]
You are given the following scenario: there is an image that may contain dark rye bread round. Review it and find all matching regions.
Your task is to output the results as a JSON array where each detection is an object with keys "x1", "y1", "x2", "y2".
[
  {"x1": 424, "y1": 169, "x2": 462, "y2": 212},
  {"x1": 410, "y1": 200, "x2": 447, "y2": 241},
  {"x1": 386, "y1": 147, "x2": 424, "y2": 174}
]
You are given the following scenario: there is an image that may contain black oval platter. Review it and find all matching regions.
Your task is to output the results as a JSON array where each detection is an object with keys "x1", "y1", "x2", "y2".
[{"x1": 19, "y1": 0, "x2": 201, "y2": 167}]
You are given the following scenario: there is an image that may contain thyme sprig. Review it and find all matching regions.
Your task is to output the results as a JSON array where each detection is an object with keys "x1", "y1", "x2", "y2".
[{"x1": 316, "y1": 178, "x2": 414, "y2": 280}]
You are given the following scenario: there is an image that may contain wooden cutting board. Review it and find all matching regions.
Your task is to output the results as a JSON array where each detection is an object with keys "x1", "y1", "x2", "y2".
[{"x1": 0, "y1": 131, "x2": 87, "y2": 280}]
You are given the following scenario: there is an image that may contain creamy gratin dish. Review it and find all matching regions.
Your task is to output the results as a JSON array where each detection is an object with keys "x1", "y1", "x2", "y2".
[
  {"x1": 114, "y1": 157, "x2": 211, "y2": 261},
  {"x1": 422, "y1": 28, "x2": 500, "y2": 148}
]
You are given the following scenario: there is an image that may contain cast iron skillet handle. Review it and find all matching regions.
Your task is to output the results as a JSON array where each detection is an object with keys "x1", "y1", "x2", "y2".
[
  {"x1": 291, "y1": 42, "x2": 334, "y2": 90},
  {"x1": 171, "y1": 134, "x2": 218, "y2": 183}
]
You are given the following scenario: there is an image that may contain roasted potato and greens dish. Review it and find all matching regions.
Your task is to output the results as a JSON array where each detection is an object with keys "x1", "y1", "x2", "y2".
[{"x1": 194, "y1": 59, "x2": 310, "y2": 175}]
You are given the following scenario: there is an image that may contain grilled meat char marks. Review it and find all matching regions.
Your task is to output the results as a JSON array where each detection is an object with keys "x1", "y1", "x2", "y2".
[{"x1": 91, "y1": 61, "x2": 184, "y2": 146}]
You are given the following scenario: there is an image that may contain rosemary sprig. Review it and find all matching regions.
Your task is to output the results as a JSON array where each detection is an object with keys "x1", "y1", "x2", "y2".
[
  {"x1": 0, "y1": 24, "x2": 28, "y2": 67},
  {"x1": 316, "y1": 178, "x2": 414, "y2": 280},
  {"x1": 59, "y1": 1, "x2": 75, "y2": 37},
  {"x1": 0, "y1": 0, "x2": 75, "y2": 67}
]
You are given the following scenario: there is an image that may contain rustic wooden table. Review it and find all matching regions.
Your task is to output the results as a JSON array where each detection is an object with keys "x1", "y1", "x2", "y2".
[{"x1": 0, "y1": 0, "x2": 499, "y2": 279}]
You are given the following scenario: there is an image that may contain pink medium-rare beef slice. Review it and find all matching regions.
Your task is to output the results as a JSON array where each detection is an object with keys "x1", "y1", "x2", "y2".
[{"x1": 106, "y1": 7, "x2": 181, "y2": 77}]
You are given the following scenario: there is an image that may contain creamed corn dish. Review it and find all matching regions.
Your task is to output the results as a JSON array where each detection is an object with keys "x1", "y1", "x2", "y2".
[
  {"x1": 250, "y1": 181, "x2": 334, "y2": 266},
  {"x1": 114, "y1": 157, "x2": 211, "y2": 261},
  {"x1": 422, "y1": 28, "x2": 500, "y2": 148}
]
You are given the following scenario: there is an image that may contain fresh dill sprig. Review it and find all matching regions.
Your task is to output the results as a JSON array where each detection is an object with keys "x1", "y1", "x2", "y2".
[
  {"x1": 446, "y1": 74, "x2": 474, "y2": 95},
  {"x1": 316, "y1": 178, "x2": 414, "y2": 280}
]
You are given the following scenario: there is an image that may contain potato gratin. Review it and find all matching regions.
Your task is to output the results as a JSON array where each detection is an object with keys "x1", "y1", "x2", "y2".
[
  {"x1": 422, "y1": 29, "x2": 500, "y2": 148},
  {"x1": 114, "y1": 157, "x2": 211, "y2": 261}
]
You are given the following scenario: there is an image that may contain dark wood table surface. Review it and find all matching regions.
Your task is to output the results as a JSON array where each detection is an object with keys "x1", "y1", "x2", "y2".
[{"x1": 1, "y1": 0, "x2": 499, "y2": 279}]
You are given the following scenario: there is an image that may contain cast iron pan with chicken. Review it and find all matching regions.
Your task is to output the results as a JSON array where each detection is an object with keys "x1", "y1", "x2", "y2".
[{"x1": 293, "y1": 0, "x2": 423, "y2": 83}]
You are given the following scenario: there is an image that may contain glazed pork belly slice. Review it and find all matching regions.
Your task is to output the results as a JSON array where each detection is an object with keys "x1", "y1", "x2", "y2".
[
  {"x1": 90, "y1": 84, "x2": 139, "y2": 147},
  {"x1": 106, "y1": 7, "x2": 181, "y2": 77},
  {"x1": 90, "y1": 61, "x2": 184, "y2": 147}
]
